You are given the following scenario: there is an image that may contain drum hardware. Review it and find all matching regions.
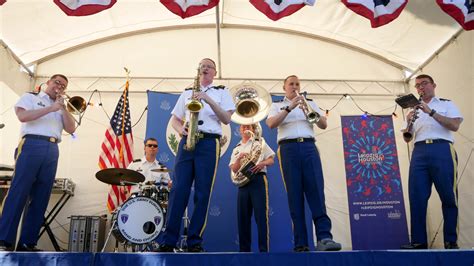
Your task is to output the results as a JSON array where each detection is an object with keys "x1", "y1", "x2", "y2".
[{"x1": 95, "y1": 168, "x2": 145, "y2": 185}]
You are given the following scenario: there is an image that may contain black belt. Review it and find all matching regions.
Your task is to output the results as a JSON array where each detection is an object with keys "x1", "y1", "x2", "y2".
[
  {"x1": 278, "y1": 137, "x2": 315, "y2": 145},
  {"x1": 415, "y1": 139, "x2": 452, "y2": 145},
  {"x1": 23, "y1": 134, "x2": 58, "y2": 143},
  {"x1": 198, "y1": 132, "x2": 221, "y2": 139}
]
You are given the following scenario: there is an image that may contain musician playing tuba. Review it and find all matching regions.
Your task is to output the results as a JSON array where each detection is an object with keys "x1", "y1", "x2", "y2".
[
  {"x1": 229, "y1": 123, "x2": 275, "y2": 252},
  {"x1": 158, "y1": 58, "x2": 235, "y2": 253}
]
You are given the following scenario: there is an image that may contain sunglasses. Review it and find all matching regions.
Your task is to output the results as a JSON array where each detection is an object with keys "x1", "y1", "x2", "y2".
[{"x1": 146, "y1": 144, "x2": 158, "y2": 148}]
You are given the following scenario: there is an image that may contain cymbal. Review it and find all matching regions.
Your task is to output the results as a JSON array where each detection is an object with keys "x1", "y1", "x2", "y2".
[
  {"x1": 150, "y1": 168, "x2": 171, "y2": 173},
  {"x1": 96, "y1": 168, "x2": 145, "y2": 186}
]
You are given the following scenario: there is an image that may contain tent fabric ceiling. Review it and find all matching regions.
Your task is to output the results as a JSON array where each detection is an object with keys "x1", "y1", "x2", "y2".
[{"x1": 0, "y1": 0, "x2": 464, "y2": 76}]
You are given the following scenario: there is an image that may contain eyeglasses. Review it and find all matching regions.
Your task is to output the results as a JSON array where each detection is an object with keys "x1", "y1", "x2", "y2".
[
  {"x1": 199, "y1": 64, "x2": 215, "y2": 70},
  {"x1": 53, "y1": 80, "x2": 67, "y2": 90},
  {"x1": 414, "y1": 81, "x2": 431, "y2": 89},
  {"x1": 146, "y1": 144, "x2": 158, "y2": 148}
]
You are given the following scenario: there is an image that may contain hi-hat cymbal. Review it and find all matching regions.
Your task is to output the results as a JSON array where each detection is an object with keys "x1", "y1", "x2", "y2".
[
  {"x1": 96, "y1": 168, "x2": 145, "y2": 185},
  {"x1": 150, "y1": 168, "x2": 171, "y2": 173}
]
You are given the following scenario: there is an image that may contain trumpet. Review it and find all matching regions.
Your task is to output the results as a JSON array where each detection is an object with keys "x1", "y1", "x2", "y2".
[
  {"x1": 296, "y1": 91, "x2": 320, "y2": 124},
  {"x1": 403, "y1": 94, "x2": 423, "y2": 142}
]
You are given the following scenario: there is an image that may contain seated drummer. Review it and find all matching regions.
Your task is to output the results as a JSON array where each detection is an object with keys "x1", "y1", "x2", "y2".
[{"x1": 127, "y1": 138, "x2": 172, "y2": 195}]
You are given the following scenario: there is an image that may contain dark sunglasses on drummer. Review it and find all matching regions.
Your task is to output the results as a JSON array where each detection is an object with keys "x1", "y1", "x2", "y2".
[{"x1": 146, "y1": 144, "x2": 158, "y2": 148}]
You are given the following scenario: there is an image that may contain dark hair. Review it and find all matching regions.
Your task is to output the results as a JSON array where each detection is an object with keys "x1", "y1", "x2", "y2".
[
  {"x1": 415, "y1": 74, "x2": 434, "y2": 83},
  {"x1": 201, "y1": 58, "x2": 216, "y2": 68},
  {"x1": 144, "y1": 137, "x2": 158, "y2": 145},
  {"x1": 50, "y1": 74, "x2": 68, "y2": 83}
]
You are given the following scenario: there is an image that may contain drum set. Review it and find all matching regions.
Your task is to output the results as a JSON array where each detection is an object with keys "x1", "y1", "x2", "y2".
[{"x1": 96, "y1": 167, "x2": 171, "y2": 252}]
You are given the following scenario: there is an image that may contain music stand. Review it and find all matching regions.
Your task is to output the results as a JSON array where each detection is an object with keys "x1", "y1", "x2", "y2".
[{"x1": 395, "y1": 93, "x2": 420, "y2": 109}]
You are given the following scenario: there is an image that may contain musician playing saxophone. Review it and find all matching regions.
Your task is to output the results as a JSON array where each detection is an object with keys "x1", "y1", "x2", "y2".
[
  {"x1": 158, "y1": 58, "x2": 235, "y2": 253},
  {"x1": 400, "y1": 74, "x2": 463, "y2": 250},
  {"x1": 229, "y1": 124, "x2": 275, "y2": 252},
  {"x1": 266, "y1": 75, "x2": 341, "y2": 252}
]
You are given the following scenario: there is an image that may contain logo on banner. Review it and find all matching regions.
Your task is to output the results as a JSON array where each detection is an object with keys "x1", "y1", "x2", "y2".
[{"x1": 165, "y1": 117, "x2": 231, "y2": 157}]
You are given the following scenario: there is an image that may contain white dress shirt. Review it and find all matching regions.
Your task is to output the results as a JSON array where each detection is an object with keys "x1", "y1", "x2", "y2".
[
  {"x1": 15, "y1": 91, "x2": 64, "y2": 141},
  {"x1": 267, "y1": 97, "x2": 322, "y2": 142},
  {"x1": 171, "y1": 84, "x2": 235, "y2": 135},
  {"x1": 229, "y1": 138, "x2": 275, "y2": 173},
  {"x1": 127, "y1": 156, "x2": 171, "y2": 194}
]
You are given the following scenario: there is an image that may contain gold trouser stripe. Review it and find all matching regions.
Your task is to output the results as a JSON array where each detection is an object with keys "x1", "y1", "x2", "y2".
[
  {"x1": 199, "y1": 138, "x2": 220, "y2": 237},
  {"x1": 276, "y1": 147, "x2": 294, "y2": 234},
  {"x1": 449, "y1": 143, "x2": 459, "y2": 237},
  {"x1": 263, "y1": 174, "x2": 270, "y2": 252},
  {"x1": 2, "y1": 139, "x2": 26, "y2": 211}
]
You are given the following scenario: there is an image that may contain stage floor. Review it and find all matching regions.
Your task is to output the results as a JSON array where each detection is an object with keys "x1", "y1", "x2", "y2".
[{"x1": 1, "y1": 250, "x2": 473, "y2": 266}]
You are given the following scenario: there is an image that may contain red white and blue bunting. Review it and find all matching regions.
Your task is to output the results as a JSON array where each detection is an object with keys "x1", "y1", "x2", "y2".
[
  {"x1": 437, "y1": 0, "x2": 474, "y2": 30},
  {"x1": 161, "y1": 0, "x2": 220, "y2": 19},
  {"x1": 0, "y1": 0, "x2": 6, "y2": 6},
  {"x1": 54, "y1": 0, "x2": 117, "y2": 16},
  {"x1": 341, "y1": 0, "x2": 407, "y2": 28},
  {"x1": 250, "y1": 0, "x2": 315, "y2": 21}
]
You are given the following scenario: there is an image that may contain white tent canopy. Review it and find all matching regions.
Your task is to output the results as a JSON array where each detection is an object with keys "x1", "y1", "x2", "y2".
[{"x1": 0, "y1": 0, "x2": 473, "y2": 251}]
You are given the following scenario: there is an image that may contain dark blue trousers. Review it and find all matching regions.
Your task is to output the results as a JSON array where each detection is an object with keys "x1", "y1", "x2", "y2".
[
  {"x1": 237, "y1": 173, "x2": 269, "y2": 252},
  {"x1": 278, "y1": 141, "x2": 332, "y2": 248},
  {"x1": 409, "y1": 141, "x2": 458, "y2": 244},
  {"x1": 0, "y1": 138, "x2": 59, "y2": 247},
  {"x1": 161, "y1": 137, "x2": 220, "y2": 248}
]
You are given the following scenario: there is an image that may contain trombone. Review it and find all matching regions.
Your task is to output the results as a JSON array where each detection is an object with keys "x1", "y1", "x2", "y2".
[{"x1": 58, "y1": 93, "x2": 87, "y2": 125}]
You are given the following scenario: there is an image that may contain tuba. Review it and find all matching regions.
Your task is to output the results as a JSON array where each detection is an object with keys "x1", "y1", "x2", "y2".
[
  {"x1": 229, "y1": 82, "x2": 271, "y2": 187},
  {"x1": 296, "y1": 91, "x2": 320, "y2": 124},
  {"x1": 184, "y1": 66, "x2": 203, "y2": 151},
  {"x1": 229, "y1": 82, "x2": 272, "y2": 125},
  {"x1": 231, "y1": 125, "x2": 263, "y2": 187}
]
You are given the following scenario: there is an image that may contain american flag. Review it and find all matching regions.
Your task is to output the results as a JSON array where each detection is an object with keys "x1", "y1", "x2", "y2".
[{"x1": 98, "y1": 81, "x2": 134, "y2": 212}]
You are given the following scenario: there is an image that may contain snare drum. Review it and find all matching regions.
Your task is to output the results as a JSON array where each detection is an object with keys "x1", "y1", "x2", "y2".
[{"x1": 111, "y1": 196, "x2": 165, "y2": 244}]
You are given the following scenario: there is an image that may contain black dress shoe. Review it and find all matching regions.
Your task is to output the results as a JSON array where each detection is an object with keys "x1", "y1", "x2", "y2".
[
  {"x1": 156, "y1": 244, "x2": 176, "y2": 253},
  {"x1": 400, "y1": 243, "x2": 428, "y2": 249},
  {"x1": 187, "y1": 245, "x2": 205, "y2": 253},
  {"x1": 293, "y1": 246, "x2": 310, "y2": 252},
  {"x1": 444, "y1": 242, "x2": 459, "y2": 249},
  {"x1": 16, "y1": 244, "x2": 43, "y2": 252}
]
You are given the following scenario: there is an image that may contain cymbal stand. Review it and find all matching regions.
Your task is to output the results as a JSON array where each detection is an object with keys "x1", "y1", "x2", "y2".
[
  {"x1": 102, "y1": 209, "x2": 120, "y2": 252},
  {"x1": 178, "y1": 207, "x2": 190, "y2": 251}
]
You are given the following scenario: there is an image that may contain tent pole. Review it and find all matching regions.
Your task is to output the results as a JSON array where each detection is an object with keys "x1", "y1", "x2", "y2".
[{"x1": 215, "y1": 3, "x2": 223, "y2": 79}]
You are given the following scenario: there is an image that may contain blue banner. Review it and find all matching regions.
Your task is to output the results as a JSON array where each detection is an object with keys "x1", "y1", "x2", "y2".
[
  {"x1": 341, "y1": 115, "x2": 408, "y2": 250},
  {"x1": 145, "y1": 91, "x2": 315, "y2": 252}
]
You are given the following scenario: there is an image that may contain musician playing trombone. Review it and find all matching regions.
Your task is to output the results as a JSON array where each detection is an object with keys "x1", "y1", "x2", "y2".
[
  {"x1": 266, "y1": 75, "x2": 341, "y2": 252},
  {"x1": 229, "y1": 123, "x2": 275, "y2": 252},
  {"x1": 157, "y1": 58, "x2": 235, "y2": 253},
  {"x1": 400, "y1": 74, "x2": 463, "y2": 250},
  {"x1": 0, "y1": 74, "x2": 75, "y2": 252}
]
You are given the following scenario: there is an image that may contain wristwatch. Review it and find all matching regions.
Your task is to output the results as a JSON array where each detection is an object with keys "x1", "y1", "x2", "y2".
[
  {"x1": 284, "y1": 106, "x2": 292, "y2": 113},
  {"x1": 429, "y1": 109, "x2": 437, "y2": 117}
]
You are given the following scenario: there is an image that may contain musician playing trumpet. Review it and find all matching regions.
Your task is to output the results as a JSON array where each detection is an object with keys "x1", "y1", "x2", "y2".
[
  {"x1": 266, "y1": 75, "x2": 341, "y2": 252},
  {"x1": 158, "y1": 58, "x2": 235, "y2": 253},
  {"x1": 400, "y1": 74, "x2": 463, "y2": 250},
  {"x1": 229, "y1": 123, "x2": 275, "y2": 252}
]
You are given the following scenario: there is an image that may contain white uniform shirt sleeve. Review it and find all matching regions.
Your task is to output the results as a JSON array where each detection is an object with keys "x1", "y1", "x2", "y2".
[
  {"x1": 268, "y1": 102, "x2": 281, "y2": 118},
  {"x1": 445, "y1": 101, "x2": 463, "y2": 119},
  {"x1": 229, "y1": 146, "x2": 240, "y2": 166},
  {"x1": 171, "y1": 92, "x2": 187, "y2": 120},
  {"x1": 261, "y1": 140, "x2": 275, "y2": 161},
  {"x1": 15, "y1": 94, "x2": 34, "y2": 110},
  {"x1": 220, "y1": 88, "x2": 236, "y2": 112}
]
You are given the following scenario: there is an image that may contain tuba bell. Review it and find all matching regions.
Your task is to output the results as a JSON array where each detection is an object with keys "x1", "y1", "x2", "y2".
[{"x1": 229, "y1": 82, "x2": 272, "y2": 125}]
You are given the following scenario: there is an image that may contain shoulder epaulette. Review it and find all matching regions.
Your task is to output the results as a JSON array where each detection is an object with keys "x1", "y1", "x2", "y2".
[
  {"x1": 212, "y1": 85, "x2": 225, "y2": 90},
  {"x1": 28, "y1": 91, "x2": 39, "y2": 95},
  {"x1": 306, "y1": 98, "x2": 313, "y2": 101},
  {"x1": 235, "y1": 143, "x2": 241, "y2": 147},
  {"x1": 185, "y1": 87, "x2": 193, "y2": 91},
  {"x1": 440, "y1": 98, "x2": 451, "y2": 101},
  {"x1": 133, "y1": 159, "x2": 142, "y2": 162}
]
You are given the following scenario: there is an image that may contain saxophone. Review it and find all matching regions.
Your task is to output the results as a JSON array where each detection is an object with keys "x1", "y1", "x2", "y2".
[
  {"x1": 231, "y1": 129, "x2": 263, "y2": 187},
  {"x1": 184, "y1": 66, "x2": 203, "y2": 151}
]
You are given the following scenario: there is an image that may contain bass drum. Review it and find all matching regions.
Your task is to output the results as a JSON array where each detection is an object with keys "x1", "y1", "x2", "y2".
[{"x1": 111, "y1": 196, "x2": 165, "y2": 244}]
